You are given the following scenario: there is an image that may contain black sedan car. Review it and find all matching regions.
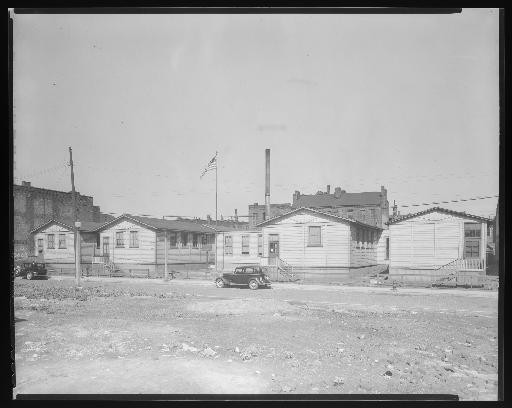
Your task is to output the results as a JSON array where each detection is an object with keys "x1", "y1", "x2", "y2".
[
  {"x1": 14, "y1": 261, "x2": 48, "y2": 280},
  {"x1": 215, "y1": 265, "x2": 271, "y2": 290}
]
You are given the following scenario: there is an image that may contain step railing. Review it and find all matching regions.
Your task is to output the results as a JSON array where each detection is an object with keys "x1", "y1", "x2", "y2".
[{"x1": 437, "y1": 258, "x2": 485, "y2": 271}]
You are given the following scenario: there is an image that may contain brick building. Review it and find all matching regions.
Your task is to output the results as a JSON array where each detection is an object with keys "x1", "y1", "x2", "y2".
[
  {"x1": 13, "y1": 181, "x2": 114, "y2": 259},
  {"x1": 291, "y1": 185, "x2": 389, "y2": 228},
  {"x1": 248, "y1": 203, "x2": 294, "y2": 228}
]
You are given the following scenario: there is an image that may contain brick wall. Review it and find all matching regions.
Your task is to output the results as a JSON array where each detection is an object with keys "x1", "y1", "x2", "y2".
[{"x1": 12, "y1": 182, "x2": 110, "y2": 259}]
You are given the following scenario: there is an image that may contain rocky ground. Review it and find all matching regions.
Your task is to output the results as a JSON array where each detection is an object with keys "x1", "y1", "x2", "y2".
[{"x1": 12, "y1": 277, "x2": 499, "y2": 399}]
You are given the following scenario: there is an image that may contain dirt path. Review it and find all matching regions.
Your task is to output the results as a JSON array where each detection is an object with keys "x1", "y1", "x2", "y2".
[{"x1": 12, "y1": 278, "x2": 499, "y2": 399}]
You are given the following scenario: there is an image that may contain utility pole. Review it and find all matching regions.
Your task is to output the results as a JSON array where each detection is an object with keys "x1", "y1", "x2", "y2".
[
  {"x1": 164, "y1": 231, "x2": 169, "y2": 281},
  {"x1": 69, "y1": 147, "x2": 81, "y2": 286}
]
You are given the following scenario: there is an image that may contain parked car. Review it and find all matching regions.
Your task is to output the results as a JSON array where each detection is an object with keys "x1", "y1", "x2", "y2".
[
  {"x1": 14, "y1": 261, "x2": 48, "y2": 280},
  {"x1": 215, "y1": 265, "x2": 271, "y2": 290}
]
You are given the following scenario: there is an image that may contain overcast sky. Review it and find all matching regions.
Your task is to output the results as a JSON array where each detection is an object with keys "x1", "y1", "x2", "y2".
[{"x1": 13, "y1": 9, "x2": 499, "y2": 219}]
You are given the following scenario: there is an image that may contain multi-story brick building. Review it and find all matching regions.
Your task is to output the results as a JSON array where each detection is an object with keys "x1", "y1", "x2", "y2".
[
  {"x1": 12, "y1": 181, "x2": 114, "y2": 259},
  {"x1": 248, "y1": 203, "x2": 294, "y2": 228},
  {"x1": 291, "y1": 185, "x2": 389, "y2": 228}
]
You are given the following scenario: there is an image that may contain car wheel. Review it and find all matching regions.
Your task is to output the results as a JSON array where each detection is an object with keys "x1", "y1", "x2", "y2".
[
  {"x1": 215, "y1": 278, "x2": 225, "y2": 288},
  {"x1": 26, "y1": 271, "x2": 34, "y2": 280},
  {"x1": 248, "y1": 279, "x2": 259, "y2": 290}
]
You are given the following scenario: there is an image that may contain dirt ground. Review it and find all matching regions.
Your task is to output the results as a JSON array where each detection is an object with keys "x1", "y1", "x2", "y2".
[{"x1": 12, "y1": 277, "x2": 499, "y2": 399}]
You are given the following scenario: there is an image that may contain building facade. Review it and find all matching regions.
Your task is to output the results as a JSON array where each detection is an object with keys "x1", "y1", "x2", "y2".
[
  {"x1": 217, "y1": 207, "x2": 386, "y2": 282},
  {"x1": 95, "y1": 214, "x2": 217, "y2": 276},
  {"x1": 13, "y1": 181, "x2": 114, "y2": 260},
  {"x1": 291, "y1": 185, "x2": 389, "y2": 228},
  {"x1": 388, "y1": 207, "x2": 490, "y2": 282}
]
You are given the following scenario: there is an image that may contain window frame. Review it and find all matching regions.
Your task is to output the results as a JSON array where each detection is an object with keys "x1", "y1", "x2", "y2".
[
  {"x1": 129, "y1": 230, "x2": 139, "y2": 248},
  {"x1": 241, "y1": 234, "x2": 250, "y2": 255},
  {"x1": 257, "y1": 234, "x2": 263, "y2": 257},
  {"x1": 224, "y1": 235, "x2": 233, "y2": 255},
  {"x1": 58, "y1": 233, "x2": 66, "y2": 249},
  {"x1": 307, "y1": 225, "x2": 322, "y2": 247},
  {"x1": 116, "y1": 231, "x2": 125, "y2": 248},
  {"x1": 37, "y1": 238, "x2": 44, "y2": 253},
  {"x1": 169, "y1": 232, "x2": 177, "y2": 248},
  {"x1": 47, "y1": 234, "x2": 55, "y2": 249}
]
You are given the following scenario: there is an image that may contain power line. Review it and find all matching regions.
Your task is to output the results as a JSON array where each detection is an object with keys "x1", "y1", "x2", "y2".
[{"x1": 397, "y1": 194, "x2": 499, "y2": 208}]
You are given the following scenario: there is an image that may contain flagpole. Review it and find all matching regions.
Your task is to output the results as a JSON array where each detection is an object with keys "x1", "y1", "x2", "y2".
[{"x1": 215, "y1": 151, "x2": 218, "y2": 228}]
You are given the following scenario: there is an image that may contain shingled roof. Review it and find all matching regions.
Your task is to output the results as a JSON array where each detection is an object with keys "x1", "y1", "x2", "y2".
[
  {"x1": 294, "y1": 191, "x2": 383, "y2": 208},
  {"x1": 255, "y1": 207, "x2": 382, "y2": 230},
  {"x1": 387, "y1": 207, "x2": 492, "y2": 225},
  {"x1": 94, "y1": 214, "x2": 218, "y2": 233},
  {"x1": 30, "y1": 219, "x2": 105, "y2": 234}
]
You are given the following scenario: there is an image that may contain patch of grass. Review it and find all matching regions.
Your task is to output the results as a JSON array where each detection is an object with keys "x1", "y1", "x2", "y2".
[{"x1": 14, "y1": 280, "x2": 184, "y2": 302}]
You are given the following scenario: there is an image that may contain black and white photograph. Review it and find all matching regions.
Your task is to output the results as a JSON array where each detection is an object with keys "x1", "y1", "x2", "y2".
[{"x1": 9, "y1": 8, "x2": 502, "y2": 400}]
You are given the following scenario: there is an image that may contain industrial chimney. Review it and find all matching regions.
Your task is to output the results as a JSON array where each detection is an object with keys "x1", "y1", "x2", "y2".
[
  {"x1": 265, "y1": 149, "x2": 270, "y2": 220},
  {"x1": 234, "y1": 208, "x2": 238, "y2": 222},
  {"x1": 327, "y1": 185, "x2": 331, "y2": 194}
]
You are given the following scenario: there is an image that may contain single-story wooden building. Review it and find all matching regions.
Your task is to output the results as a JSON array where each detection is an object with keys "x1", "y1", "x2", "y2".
[
  {"x1": 30, "y1": 219, "x2": 105, "y2": 271},
  {"x1": 216, "y1": 207, "x2": 387, "y2": 281},
  {"x1": 94, "y1": 214, "x2": 218, "y2": 277},
  {"x1": 387, "y1": 207, "x2": 491, "y2": 282}
]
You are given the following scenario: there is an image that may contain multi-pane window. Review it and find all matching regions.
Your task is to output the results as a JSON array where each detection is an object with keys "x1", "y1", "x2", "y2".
[
  {"x1": 192, "y1": 234, "x2": 198, "y2": 248},
  {"x1": 464, "y1": 223, "x2": 481, "y2": 238},
  {"x1": 201, "y1": 235, "x2": 207, "y2": 246},
  {"x1": 116, "y1": 231, "x2": 124, "y2": 247},
  {"x1": 37, "y1": 238, "x2": 44, "y2": 253},
  {"x1": 308, "y1": 226, "x2": 322, "y2": 247},
  {"x1": 180, "y1": 232, "x2": 188, "y2": 246},
  {"x1": 58, "y1": 234, "x2": 66, "y2": 249},
  {"x1": 169, "y1": 232, "x2": 177, "y2": 247},
  {"x1": 258, "y1": 234, "x2": 263, "y2": 256},
  {"x1": 241, "y1": 235, "x2": 250, "y2": 255},
  {"x1": 224, "y1": 235, "x2": 233, "y2": 255},
  {"x1": 464, "y1": 223, "x2": 481, "y2": 259},
  {"x1": 47, "y1": 234, "x2": 55, "y2": 249},
  {"x1": 129, "y1": 231, "x2": 139, "y2": 248},
  {"x1": 464, "y1": 240, "x2": 480, "y2": 258}
]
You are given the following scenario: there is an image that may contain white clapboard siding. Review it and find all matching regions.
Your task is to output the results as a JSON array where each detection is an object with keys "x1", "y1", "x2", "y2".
[
  {"x1": 33, "y1": 224, "x2": 97, "y2": 263},
  {"x1": 389, "y1": 210, "x2": 487, "y2": 269},
  {"x1": 100, "y1": 220, "x2": 156, "y2": 265},
  {"x1": 215, "y1": 231, "x2": 261, "y2": 269},
  {"x1": 263, "y1": 216, "x2": 351, "y2": 267},
  {"x1": 376, "y1": 229, "x2": 389, "y2": 264}
]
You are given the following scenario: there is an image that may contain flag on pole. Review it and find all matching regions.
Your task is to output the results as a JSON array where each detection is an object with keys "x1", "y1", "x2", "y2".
[{"x1": 200, "y1": 152, "x2": 218, "y2": 179}]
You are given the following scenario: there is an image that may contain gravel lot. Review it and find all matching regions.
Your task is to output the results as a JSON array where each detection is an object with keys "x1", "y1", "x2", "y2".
[{"x1": 12, "y1": 277, "x2": 499, "y2": 399}]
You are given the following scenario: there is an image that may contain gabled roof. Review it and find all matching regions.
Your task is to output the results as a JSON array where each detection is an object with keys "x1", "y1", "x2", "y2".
[
  {"x1": 294, "y1": 191, "x2": 383, "y2": 208},
  {"x1": 93, "y1": 214, "x2": 216, "y2": 233},
  {"x1": 255, "y1": 207, "x2": 382, "y2": 230},
  {"x1": 30, "y1": 219, "x2": 105, "y2": 234},
  {"x1": 387, "y1": 207, "x2": 492, "y2": 225}
]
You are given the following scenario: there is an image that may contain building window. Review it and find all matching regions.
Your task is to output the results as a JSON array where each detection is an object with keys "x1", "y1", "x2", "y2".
[
  {"x1": 129, "y1": 231, "x2": 139, "y2": 248},
  {"x1": 464, "y1": 223, "x2": 481, "y2": 238},
  {"x1": 224, "y1": 235, "x2": 233, "y2": 255},
  {"x1": 180, "y1": 232, "x2": 188, "y2": 247},
  {"x1": 241, "y1": 235, "x2": 250, "y2": 255},
  {"x1": 37, "y1": 238, "x2": 44, "y2": 253},
  {"x1": 58, "y1": 234, "x2": 66, "y2": 249},
  {"x1": 116, "y1": 231, "x2": 124, "y2": 247},
  {"x1": 201, "y1": 235, "x2": 207, "y2": 246},
  {"x1": 308, "y1": 226, "x2": 322, "y2": 247},
  {"x1": 192, "y1": 234, "x2": 198, "y2": 248},
  {"x1": 47, "y1": 234, "x2": 55, "y2": 249},
  {"x1": 385, "y1": 237, "x2": 390, "y2": 260},
  {"x1": 169, "y1": 232, "x2": 177, "y2": 247},
  {"x1": 252, "y1": 213, "x2": 258, "y2": 224},
  {"x1": 258, "y1": 234, "x2": 263, "y2": 256},
  {"x1": 103, "y1": 236, "x2": 110, "y2": 256}
]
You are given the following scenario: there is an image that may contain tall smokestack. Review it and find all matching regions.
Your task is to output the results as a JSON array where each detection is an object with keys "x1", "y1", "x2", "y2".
[
  {"x1": 234, "y1": 208, "x2": 238, "y2": 222},
  {"x1": 265, "y1": 149, "x2": 270, "y2": 220}
]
